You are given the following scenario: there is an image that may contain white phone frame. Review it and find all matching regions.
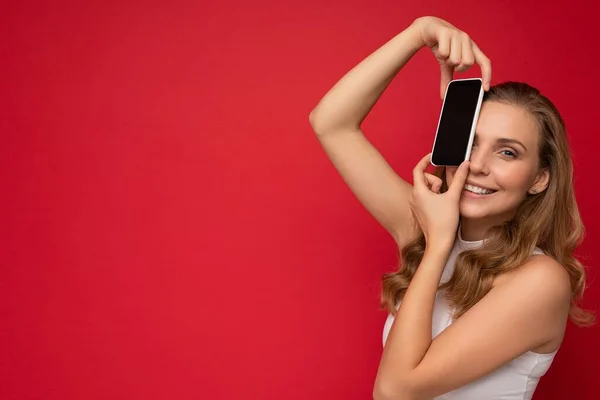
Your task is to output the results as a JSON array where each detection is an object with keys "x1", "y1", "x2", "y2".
[{"x1": 430, "y1": 78, "x2": 484, "y2": 167}]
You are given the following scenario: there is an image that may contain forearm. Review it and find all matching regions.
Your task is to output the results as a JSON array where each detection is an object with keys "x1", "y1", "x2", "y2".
[
  {"x1": 375, "y1": 244, "x2": 452, "y2": 396},
  {"x1": 309, "y1": 20, "x2": 424, "y2": 134}
]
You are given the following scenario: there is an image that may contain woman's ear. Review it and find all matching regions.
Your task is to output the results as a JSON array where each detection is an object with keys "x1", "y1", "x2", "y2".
[{"x1": 529, "y1": 168, "x2": 550, "y2": 194}]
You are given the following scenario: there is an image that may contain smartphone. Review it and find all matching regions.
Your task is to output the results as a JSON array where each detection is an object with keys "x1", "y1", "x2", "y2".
[{"x1": 431, "y1": 78, "x2": 484, "y2": 167}]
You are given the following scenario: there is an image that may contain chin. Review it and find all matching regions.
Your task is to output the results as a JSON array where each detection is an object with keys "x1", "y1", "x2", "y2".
[
  {"x1": 459, "y1": 203, "x2": 493, "y2": 220},
  {"x1": 458, "y1": 192, "x2": 519, "y2": 221},
  {"x1": 459, "y1": 192, "x2": 499, "y2": 220}
]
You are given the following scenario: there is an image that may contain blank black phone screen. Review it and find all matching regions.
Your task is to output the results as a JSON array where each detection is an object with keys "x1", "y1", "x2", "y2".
[{"x1": 431, "y1": 79, "x2": 482, "y2": 166}]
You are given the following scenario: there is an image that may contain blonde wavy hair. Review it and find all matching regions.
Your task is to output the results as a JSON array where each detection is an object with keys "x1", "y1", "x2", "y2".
[{"x1": 381, "y1": 81, "x2": 595, "y2": 327}]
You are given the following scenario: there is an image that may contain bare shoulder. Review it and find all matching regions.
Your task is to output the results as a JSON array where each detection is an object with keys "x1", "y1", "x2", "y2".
[
  {"x1": 494, "y1": 254, "x2": 571, "y2": 351},
  {"x1": 499, "y1": 254, "x2": 571, "y2": 297},
  {"x1": 381, "y1": 254, "x2": 573, "y2": 397}
]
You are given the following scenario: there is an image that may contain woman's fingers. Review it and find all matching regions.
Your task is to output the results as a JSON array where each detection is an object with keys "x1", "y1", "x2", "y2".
[
  {"x1": 439, "y1": 32, "x2": 462, "y2": 99},
  {"x1": 448, "y1": 161, "x2": 470, "y2": 199},
  {"x1": 424, "y1": 173, "x2": 443, "y2": 193},
  {"x1": 440, "y1": 63, "x2": 454, "y2": 99},
  {"x1": 413, "y1": 153, "x2": 433, "y2": 191},
  {"x1": 456, "y1": 33, "x2": 475, "y2": 72},
  {"x1": 435, "y1": 27, "x2": 451, "y2": 60},
  {"x1": 471, "y1": 41, "x2": 492, "y2": 90},
  {"x1": 412, "y1": 153, "x2": 444, "y2": 194},
  {"x1": 435, "y1": 27, "x2": 453, "y2": 99},
  {"x1": 436, "y1": 29, "x2": 492, "y2": 95},
  {"x1": 448, "y1": 32, "x2": 463, "y2": 68}
]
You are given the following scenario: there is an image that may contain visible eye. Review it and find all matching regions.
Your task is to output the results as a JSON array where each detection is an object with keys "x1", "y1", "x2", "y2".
[{"x1": 501, "y1": 149, "x2": 517, "y2": 158}]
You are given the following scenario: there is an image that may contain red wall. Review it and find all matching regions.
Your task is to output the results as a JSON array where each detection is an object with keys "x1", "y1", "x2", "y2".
[{"x1": 2, "y1": 1, "x2": 599, "y2": 399}]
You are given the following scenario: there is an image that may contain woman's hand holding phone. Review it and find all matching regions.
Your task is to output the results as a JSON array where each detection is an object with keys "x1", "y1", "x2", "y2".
[
  {"x1": 410, "y1": 153, "x2": 470, "y2": 249},
  {"x1": 411, "y1": 16, "x2": 492, "y2": 99}
]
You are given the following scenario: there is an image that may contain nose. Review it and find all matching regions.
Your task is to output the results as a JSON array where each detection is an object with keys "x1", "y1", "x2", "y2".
[{"x1": 468, "y1": 146, "x2": 489, "y2": 175}]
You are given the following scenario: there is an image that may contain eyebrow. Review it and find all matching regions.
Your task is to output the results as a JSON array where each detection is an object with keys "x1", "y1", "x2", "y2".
[
  {"x1": 497, "y1": 138, "x2": 528, "y2": 152},
  {"x1": 474, "y1": 135, "x2": 528, "y2": 152}
]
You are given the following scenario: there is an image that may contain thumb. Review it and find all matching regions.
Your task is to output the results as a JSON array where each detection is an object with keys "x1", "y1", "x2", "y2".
[
  {"x1": 439, "y1": 63, "x2": 454, "y2": 100},
  {"x1": 449, "y1": 161, "x2": 470, "y2": 198}
]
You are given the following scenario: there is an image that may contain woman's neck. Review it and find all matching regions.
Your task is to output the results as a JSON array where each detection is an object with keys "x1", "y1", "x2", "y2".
[{"x1": 459, "y1": 217, "x2": 498, "y2": 242}]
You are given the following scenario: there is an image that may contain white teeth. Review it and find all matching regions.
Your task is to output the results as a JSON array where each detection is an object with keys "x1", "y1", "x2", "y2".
[{"x1": 464, "y1": 184, "x2": 495, "y2": 195}]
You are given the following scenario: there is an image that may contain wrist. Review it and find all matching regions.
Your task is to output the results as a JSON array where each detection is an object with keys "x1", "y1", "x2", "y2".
[
  {"x1": 425, "y1": 235, "x2": 455, "y2": 255},
  {"x1": 403, "y1": 20, "x2": 427, "y2": 51},
  {"x1": 422, "y1": 244, "x2": 452, "y2": 269}
]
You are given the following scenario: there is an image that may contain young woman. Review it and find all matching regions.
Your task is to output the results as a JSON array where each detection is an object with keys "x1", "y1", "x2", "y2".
[{"x1": 308, "y1": 16, "x2": 594, "y2": 400}]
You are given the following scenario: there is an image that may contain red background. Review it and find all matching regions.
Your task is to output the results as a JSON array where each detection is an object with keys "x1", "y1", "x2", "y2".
[{"x1": 2, "y1": 1, "x2": 599, "y2": 399}]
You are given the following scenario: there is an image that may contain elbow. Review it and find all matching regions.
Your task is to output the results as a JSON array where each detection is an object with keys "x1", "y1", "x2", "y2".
[
  {"x1": 308, "y1": 109, "x2": 326, "y2": 136},
  {"x1": 308, "y1": 109, "x2": 358, "y2": 137},
  {"x1": 373, "y1": 379, "x2": 419, "y2": 400},
  {"x1": 308, "y1": 109, "x2": 318, "y2": 130},
  {"x1": 373, "y1": 384, "x2": 393, "y2": 400}
]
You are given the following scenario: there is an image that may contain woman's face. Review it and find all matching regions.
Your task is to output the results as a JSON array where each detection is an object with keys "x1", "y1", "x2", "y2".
[{"x1": 446, "y1": 101, "x2": 549, "y2": 223}]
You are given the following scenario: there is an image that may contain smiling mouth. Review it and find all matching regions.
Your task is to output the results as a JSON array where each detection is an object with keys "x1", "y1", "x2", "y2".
[{"x1": 463, "y1": 184, "x2": 498, "y2": 195}]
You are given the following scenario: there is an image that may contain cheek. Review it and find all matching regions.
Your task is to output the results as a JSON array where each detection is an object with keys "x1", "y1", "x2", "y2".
[{"x1": 493, "y1": 166, "x2": 532, "y2": 192}]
